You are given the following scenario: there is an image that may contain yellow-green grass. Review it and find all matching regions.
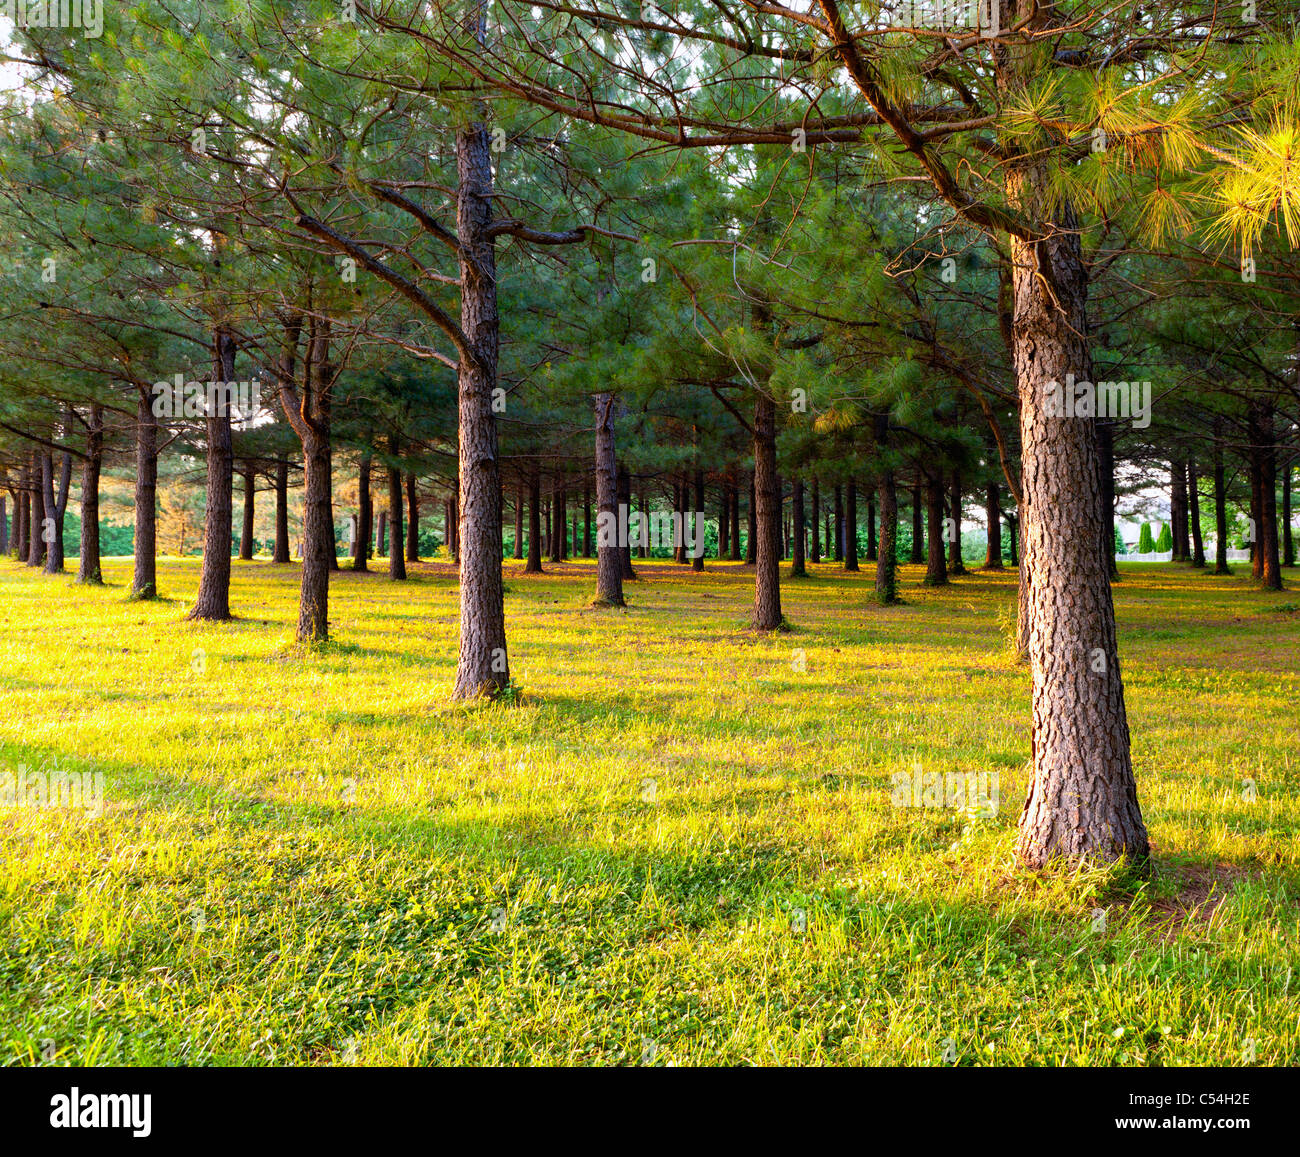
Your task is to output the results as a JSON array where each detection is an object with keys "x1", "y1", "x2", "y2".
[{"x1": 1, "y1": 554, "x2": 1297, "y2": 1066}]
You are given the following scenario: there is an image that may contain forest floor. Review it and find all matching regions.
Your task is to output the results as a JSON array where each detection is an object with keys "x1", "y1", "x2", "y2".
[{"x1": 1, "y1": 554, "x2": 1298, "y2": 1065}]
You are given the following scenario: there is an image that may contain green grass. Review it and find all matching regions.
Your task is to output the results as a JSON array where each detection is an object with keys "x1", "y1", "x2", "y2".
[{"x1": 1, "y1": 554, "x2": 1297, "y2": 1066}]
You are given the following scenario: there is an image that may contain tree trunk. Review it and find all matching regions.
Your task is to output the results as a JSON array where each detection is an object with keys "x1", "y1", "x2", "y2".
[
  {"x1": 730, "y1": 482, "x2": 742, "y2": 561},
  {"x1": 274, "y1": 459, "x2": 290, "y2": 563},
  {"x1": 592, "y1": 392, "x2": 624, "y2": 606},
  {"x1": 1006, "y1": 511, "x2": 1019, "y2": 567},
  {"x1": 692, "y1": 469, "x2": 705, "y2": 571},
  {"x1": 388, "y1": 464, "x2": 406, "y2": 579},
  {"x1": 0, "y1": 496, "x2": 7, "y2": 555},
  {"x1": 132, "y1": 389, "x2": 158, "y2": 597},
  {"x1": 525, "y1": 471, "x2": 543, "y2": 573},
  {"x1": 27, "y1": 448, "x2": 44, "y2": 568},
  {"x1": 406, "y1": 472, "x2": 420, "y2": 561},
  {"x1": 294, "y1": 323, "x2": 335, "y2": 642},
  {"x1": 924, "y1": 470, "x2": 948, "y2": 586},
  {"x1": 185, "y1": 349, "x2": 238, "y2": 621},
  {"x1": 1256, "y1": 405, "x2": 1282, "y2": 590},
  {"x1": 549, "y1": 477, "x2": 563, "y2": 563},
  {"x1": 843, "y1": 480, "x2": 859, "y2": 571},
  {"x1": 377, "y1": 510, "x2": 388, "y2": 559},
  {"x1": 745, "y1": 476, "x2": 757, "y2": 564},
  {"x1": 41, "y1": 440, "x2": 72, "y2": 576},
  {"x1": 910, "y1": 481, "x2": 924, "y2": 564},
  {"x1": 752, "y1": 392, "x2": 782, "y2": 629},
  {"x1": 719, "y1": 482, "x2": 731, "y2": 558},
  {"x1": 78, "y1": 404, "x2": 103, "y2": 583},
  {"x1": 810, "y1": 478, "x2": 821, "y2": 564},
  {"x1": 617, "y1": 465, "x2": 637, "y2": 579},
  {"x1": 791, "y1": 477, "x2": 807, "y2": 577},
  {"x1": 832, "y1": 484, "x2": 844, "y2": 561},
  {"x1": 1283, "y1": 459, "x2": 1295, "y2": 567},
  {"x1": 947, "y1": 469, "x2": 966, "y2": 575},
  {"x1": 355, "y1": 456, "x2": 371, "y2": 571},
  {"x1": 983, "y1": 478, "x2": 1003, "y2": 569},
  {"x1": 866, "y1": 495, "x2": 877, "y2": 562},
  {"x1": 1171, "y1": 458, "x2": 1189, "y2": 562},
  {"x1": 875, "y1": 469, "x2": 899, "y2": 604},
  {"x1": 513, "y1": 478, "x2": 525, "y2": 560},
  {"x1": 583, "y1": 482, "x2": 592, "y2": 557},
  {"x1": 238, "y1": 466, "x2": 256, "y2": 561},
  {"x1": 1188, "y1": 459, "x2": 1205, "y2": 568},
  {"x1": 1006, "y1": 179, "x2": 1147, "y2": 868},
  {"x1": 1248, "y1": 432, "x2": 1263, "y2": 580},
  {"x1": 1097, "y1": 421, "x2": 1118, "y2": 579},
  {"x1": 1213, "y1": 438, "x2": 1230, "y2": 574}
]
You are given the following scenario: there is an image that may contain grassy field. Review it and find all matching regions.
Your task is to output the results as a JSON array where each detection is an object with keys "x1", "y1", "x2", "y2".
[{"x1": 1, "y1": 554, "x2": 1297, "y2": 1066}]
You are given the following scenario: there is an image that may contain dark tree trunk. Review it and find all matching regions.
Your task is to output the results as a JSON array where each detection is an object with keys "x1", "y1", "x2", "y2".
[
  {"x1": 239, "y1": 466, "x2": 256, "y2": 560},
  {"x1": 730, "y1": 482, "x2": 742, "y2": 561},
  {"x1": 132, "y1": 389, "x2": 158, "y2": 597},
  {"x1": 1006, "y1": 511, "x2": 1019, "y2": 567},
  {"x1": 549, "y1": 477, "x2": 563, "y2": 563},
  {"x1": 983, "y1": 478, "x2": 1003, "y2": 569},
  {"x1": 947, "y1": 469, "x2": 966, "y2": 575},
  {"x1": 719, "y1": 482, "x2": 730, "y2": 558},
  {"x1": 1171, "y1": 458, "x2": 1189, "y2": 562},
  {"x1": 1256, "y1": 405, "x2": 1282, "y2": 590},
  {"x1": 377, "y1": 510, "x2": 388, "y2": 559},
  {"x1": 844, "y1": 480, "x2": 859, "y2": 571},
  {"x1": 592, "y1": 392, "x2": 624, "y2": 606},
  {"x1": 274, "y1": 459, "x2": 290, "y2": 563},
  {"x1": 27, "y1": 447, "x2": 45, "y2": 568},
  {"x1": 810, "y1": 478, "x2": 821, "y2": 564},
  {"x1": 866, "y1": 496, "x2": 877, "y2": 561},
  {"x1": 78, "y1": 404, "x2": 103, "y2": 583},
  {"x1": 525, "y1": 471, "x2": 543, "y2": 573},
  {"x1": 1188, "y1": 459, "x2": 1205, "y2": 568},
  {"x1": 752, "y1": 392, "x2": 782, "y2": 629},
  {"x1": 388, "y1": 464, "x2": 406, "y2": 580},
  {"x1": 875, "y1": 469, "x2": 899, "y2": 604},
  {"x1": 692, "y1": 469, "x2": 705, "y2": 571},
  {"x1": 832, "y1": 484, "x2": 843, "y2": 561},
  {"x1": 13, "y1": 480, "x2": 27, "y2": 558},
  {"x1": 41, "y1": 441, "x2": 72, "y2": 576},
  {"x1": 583, "y1": 482, "x2": 592, "y2": 558},
  {"x1": 791, "y1": 477, "x2": 807, "y2": 577},
  {"x1": 910, "y1": 481, "x2": 924, "y2": 564},
  {"x1": 617, "y1": 465, "x2": 637, "y2": 579},
  {"x1": 0, "y1": 496, "x2": 7, "y2": 555},
  {"x1": 1248, "y1": 432, "x2": 1263, "y2": 580},
  {"x1": 354, "y1": 455, "x2": 371, "y2": 571},
  {"x1": 452, "y1": 86, "x2": 510, "y2": 698},
  {"x1": 745, "y1": 476, "x2": 757, "y2": 564},
  {"x1": 288, "y1": 321, "x2": 334, "y2": 642},
  {"x1": 1283, "y1": 459, "x2": 1295, "y2": 567},
  {"x1": 924, "y1": 470, "x2": 948, "y2": 586},
  {"x1": 1097, "y1": 421, "x2": 1118, "y2": 579},
  {"x1": 1006, "y1": 180, "x2": 1146, "y2": 868},
  {"x1": 513, "y1": 478, "x2": 525, "y2": 559},
  {"x1": 406, "y1": 472, "x2": 420, "y2": 562},
  {"x1": 1212, "y1": 438, "x2": 1230, "y2": 573}
]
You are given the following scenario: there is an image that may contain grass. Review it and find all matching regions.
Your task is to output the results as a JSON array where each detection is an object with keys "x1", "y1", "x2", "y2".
[{"x1": 1, "y1": 553, "x2": 1297, "y2": 1066}]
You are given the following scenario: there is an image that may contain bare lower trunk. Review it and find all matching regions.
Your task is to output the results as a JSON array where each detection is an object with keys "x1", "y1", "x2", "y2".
[
  {"x1": 810, "y1": 478, "x2": 821, "y2": 563},
  {"x1": 618, "y1": 465, "x2": 637, "y2": 579},
  {"x1": 405, "y1": 472, "x2": 419, "y2": 562},
  {"x1": 592, "y1": 392, "x2": 624, "y2": 606},
  {"x1": 274, "y1": 459, "x2": 290, "y2": 563},
  {"x1": 388, "y1": 464, "x2": 406, "y2": 579},
  {"x1": 452, "y1": 99, "x2": 509, "y2": 699},
  {"x1": 1283, "y1": 460, "x2": 1295, "y2": 567},
  {"x1": 189, "y1": 331, "x2": 236, "y2": 621},
  {"x1": 924, "y1": 470, "x2": 948, "y2": 586},
  {"x1": 1189, "y1": 459, "x2": 1205, "y2": 568},
  {"x1": 692, "y1": 469, "x2": 705, "y2": 571},
  {"x1": 239, "y1": 466, "x2": 256, "y2": 560},
  {"x1": 1213, "y1": 440, "x2": 1230, "y2": 574},
  {"x1": 524, "y1": 472, "x2": 543, "y2": 572},
  {"x1": 832, "y1": 484, "x2": 843, "y2": 562},
  {"x1": 730, "y1": 482, "x2": 742, "y2": 561},
  {"x1": 791, "y1": 477, "x2": 807, "y2": 577},
  {"x1": 875, "y1": 469, "x2": 899, "y2": 604},
  {"x1": 514, "y1": 478, "x2": 525, "y2": 560},
  {"x1": 133, "y1": 391, "x2": 158, "y2": 597},
  {"x1": 947, "y1": 470, "x2": 966, "y2": 575},
  {"x1": 910, "y1": 481, "x2": 924, "y2": 564},
  {"x1": 1007, "y1": 181, "x2": 1147, "y2": 869},
  {"x1": 983, "y1": 478, "x2": 1003, "y2": 569},
  {"x1": 27, "y1": 449, "x2": 45, "y2": 568},
  {"x1": 752, "y1": 392, "x2": 782, "y2": 629},
  {"x1": 1098, "y1": 422, "x2": 1118, "y2": 579},
  {"x1": 41, "y1": 443, "x2": 71, "y2": 575},
  {"x1": 844, "y1": 480, "x2": 859, "y2": 572},
  {"x1": 354, "y1": 455, "x2": 371, "y2": 570},
  {"x1": 78, "y1": 405, "x2": 103, "y2": 583}
]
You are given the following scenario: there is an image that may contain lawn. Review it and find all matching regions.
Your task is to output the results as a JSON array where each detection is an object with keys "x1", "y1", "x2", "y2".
[{"x1": 1, "y1": 555, "x2": 1297, "y2": 1065}]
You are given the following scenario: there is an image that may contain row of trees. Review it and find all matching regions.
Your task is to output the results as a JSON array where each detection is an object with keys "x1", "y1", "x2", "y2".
[{"x1": 2, "y1": 2, "x2": 1298, "y2": 870}]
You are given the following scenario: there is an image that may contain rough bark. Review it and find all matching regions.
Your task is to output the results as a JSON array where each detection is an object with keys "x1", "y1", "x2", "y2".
[
  {"x1": 355, "y1": 456, "x2": 371, "y2": 570},
  {"x1": 1006, "y1": 177, "x2": 1147, "y2": 869},
  {"x1": 730, "y1": 482, "x2": 742, "y2": 561},
  {"x1": 1283, "y1": 460, "x2": 1294, "y2": 567},
  {"x1": 875, "y1": 469, "x2": 899, "y2": 604},
  {"x1": 810, "y1": 478, "x2": 821, "y2": 563},
  {"x1": 524, "y1": 472, "x2": 543, "y2": 572},
  {"x1": 1097, "y1": 421, "x2": 1118, "y2": 579},
  {"x1": 832, "y1": 483, "x2": 844, "y2": 562},
  {"x1": 377, "y1": 510, "x2": 388, "y2": 560},
  {"x1": 389, "y1": 463, "x2": 406, "y2": 580},
  {"x1": 910, "y1": 481, "x2": 924, "y2": 564},
  {"x1": 844, "y1": 480, "x2": 859, "y2": 571},
  {"x1": 1213, "y1": 439, "x2": 1230, "y2": 574},
  {"x1": 692, "y1": 469, "x2": 705, "y2": 571},
  {"x1": 452, "y1": 81, "x2": 510, "y2": 698},
  {"x1": 41, "y1": 442, "x2": 71, "y2": 575},
  {"x1": 866, "y1": 496, "x2": 877, "y2": 562},
  {"x1": 1188, "y1": 459, "x2": 1205, "y2": 568},
  {"x1": 1171, "y1": 458, "x2": 1189, "y2": 562}
]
